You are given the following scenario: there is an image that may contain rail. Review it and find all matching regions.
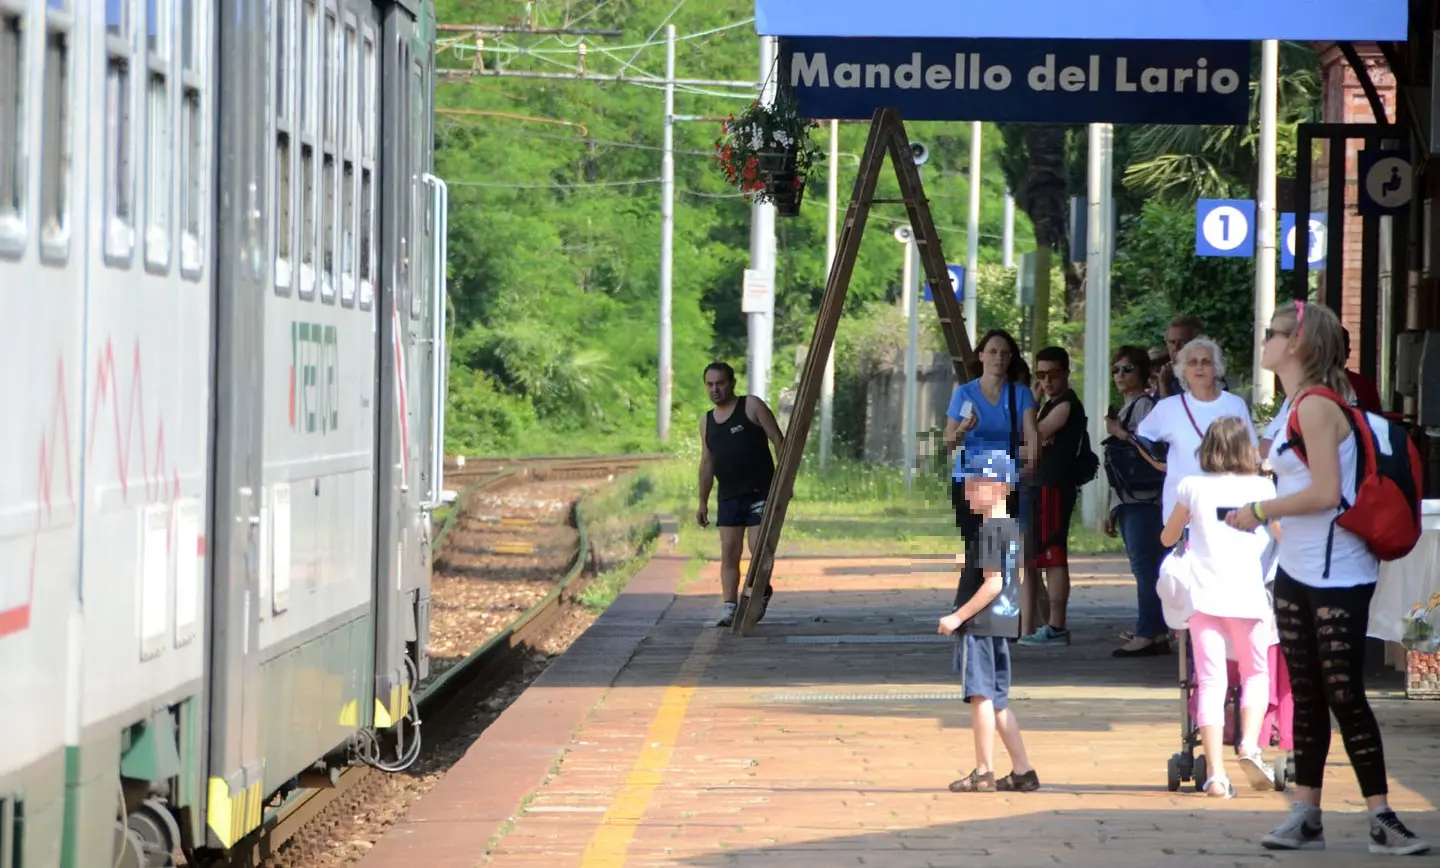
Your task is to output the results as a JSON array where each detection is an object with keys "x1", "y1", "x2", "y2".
[{"x1": 221, "y1": 453, "x2": 663, "y2": 867}]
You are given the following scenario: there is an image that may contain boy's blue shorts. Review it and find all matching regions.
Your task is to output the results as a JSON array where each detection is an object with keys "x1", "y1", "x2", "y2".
[{"x1": 954, "y1": 634, "x2": 1012, "y2": 711}]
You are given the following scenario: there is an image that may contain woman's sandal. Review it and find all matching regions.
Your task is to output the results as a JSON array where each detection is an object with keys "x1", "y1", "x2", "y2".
[
  {"x1": 948, "y1": 769, "x2": 996, "y2": 792},
  {"x1": 1202, "y1": 775, "x2": 1235, "y2": 799}
]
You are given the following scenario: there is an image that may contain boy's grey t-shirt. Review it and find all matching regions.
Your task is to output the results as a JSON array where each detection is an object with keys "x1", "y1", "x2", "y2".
[{"x1": 953, "y1": 515, "x2": 1023, "y2": 639}]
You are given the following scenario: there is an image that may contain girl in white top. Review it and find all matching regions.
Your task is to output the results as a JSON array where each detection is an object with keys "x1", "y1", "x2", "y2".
[
  {"x1": 1159, "y1": 416, "x2": 1280, "y2": 799},
  {"x1": 1136, "y1": 336, "x2": 1258, "y2": 524},
  {"x1": 1226, "y1": 300, "x2": 1429, "y2": 855}
]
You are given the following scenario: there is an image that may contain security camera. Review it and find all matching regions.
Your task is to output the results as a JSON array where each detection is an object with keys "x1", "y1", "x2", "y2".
[
  {"x1": 910, "y1": 141, "x2": 929, "y2": 166},
  {"x1": 893, "y1": 225, "x2": 914, "y2": 243}
]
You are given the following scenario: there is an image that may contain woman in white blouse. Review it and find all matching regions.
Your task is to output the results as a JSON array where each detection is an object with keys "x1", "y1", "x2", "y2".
[{"x1": 1135, "y1": 336, "x2": 1259, "y2": 526}]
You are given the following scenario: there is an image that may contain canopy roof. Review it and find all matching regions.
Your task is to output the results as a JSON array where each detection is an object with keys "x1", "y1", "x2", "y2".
[{"x1": 754, "y1": 1, "x2": 1408, "y2": 42}]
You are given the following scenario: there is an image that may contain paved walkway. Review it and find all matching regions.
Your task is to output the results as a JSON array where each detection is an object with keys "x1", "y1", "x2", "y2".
[{"x1": 367, "y1": 554, "x2": 1440, "y2": 868}]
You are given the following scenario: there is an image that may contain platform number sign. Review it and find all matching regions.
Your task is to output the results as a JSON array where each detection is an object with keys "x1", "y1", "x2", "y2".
[
  {"x1": 1195, "y1": 199, "x2": 1256, "y2": 257},
  {"x1": 923, "y1": 265, "x2": 965, "y2": 302},
  {"x1": 1280, "y1": 213, "x2": 1327, "y2": 270}
]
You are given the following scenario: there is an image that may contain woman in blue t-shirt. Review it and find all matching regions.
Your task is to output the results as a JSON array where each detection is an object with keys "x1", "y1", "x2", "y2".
[{"x1": 945, "y1": 330, "x2": 1038, "y2": 589}]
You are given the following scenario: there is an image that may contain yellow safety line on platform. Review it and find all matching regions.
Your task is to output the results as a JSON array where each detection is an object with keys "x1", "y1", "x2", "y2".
[{"x1": 579, "y1": 628, "x2": 720, "y2": 867}]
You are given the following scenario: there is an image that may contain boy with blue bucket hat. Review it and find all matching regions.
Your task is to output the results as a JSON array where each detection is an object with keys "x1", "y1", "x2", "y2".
[{"x1": 939, "y1": 449, "x2": 1041, "y2": 793}]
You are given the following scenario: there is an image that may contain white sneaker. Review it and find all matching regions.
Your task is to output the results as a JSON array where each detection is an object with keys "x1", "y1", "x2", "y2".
[
  {"x1": 716, "y1": 602, "x2": 736, "y2": 627},
  {"x1": 1262, "y1": 802, "x2": 1325, "y2": 851},
  {"x1": 1237, "y1": 747, "x2": 1275, "y2": 792}
]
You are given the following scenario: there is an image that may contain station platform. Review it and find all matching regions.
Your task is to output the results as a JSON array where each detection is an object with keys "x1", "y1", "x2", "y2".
[{"x1": 359, "y1": 548, "x2": 1440, "y2": 868}]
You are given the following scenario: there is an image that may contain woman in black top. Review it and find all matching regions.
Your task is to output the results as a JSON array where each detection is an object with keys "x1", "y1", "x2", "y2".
[{"x1": 1017, "y1": 346, "x2": 1086, "y2": 648}]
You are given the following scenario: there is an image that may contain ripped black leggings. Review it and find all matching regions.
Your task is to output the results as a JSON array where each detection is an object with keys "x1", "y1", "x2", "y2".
[{"x1": 1273, "y1": 569, "x2": 1387, "y2": 797}]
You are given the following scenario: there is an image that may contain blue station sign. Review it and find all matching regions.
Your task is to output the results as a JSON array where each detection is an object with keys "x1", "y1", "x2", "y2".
[
  {"x1": 756, "y1": 0, "x2": 1408, "y2": 42},
  {"x1": 778, "y1": 37, "x2": 1251, "y2": 124}
]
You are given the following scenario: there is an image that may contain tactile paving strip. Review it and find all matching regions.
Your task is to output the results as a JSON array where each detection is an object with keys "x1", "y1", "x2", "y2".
[{"x1": 755, "y1": 691, "x2": 966, "y2": 703}]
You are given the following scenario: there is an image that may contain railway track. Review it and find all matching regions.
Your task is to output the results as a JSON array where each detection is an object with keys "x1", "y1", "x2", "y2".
[{"x1": 215, "y1": 453, "x2": 668, "y2": 868}]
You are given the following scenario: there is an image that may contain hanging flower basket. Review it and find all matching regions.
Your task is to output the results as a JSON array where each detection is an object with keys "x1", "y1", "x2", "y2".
[{"x1": 712, "y1": 87, "x2": 823, "y2": 216}]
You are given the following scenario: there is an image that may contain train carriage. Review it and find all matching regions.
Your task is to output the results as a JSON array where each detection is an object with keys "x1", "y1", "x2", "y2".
[{"x1": 0, "y1": 0, "x2": 444, "y2": 862}]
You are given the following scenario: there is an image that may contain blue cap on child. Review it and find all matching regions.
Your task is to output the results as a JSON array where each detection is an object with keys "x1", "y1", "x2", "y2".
[{"x1": 964, "y1": 449, "x2": 1017, "y2": 486}]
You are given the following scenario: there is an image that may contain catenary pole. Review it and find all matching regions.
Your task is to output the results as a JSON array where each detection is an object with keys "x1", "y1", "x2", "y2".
[{"x1": 657, "y1": 24, "x2": 676, "y2": 441}]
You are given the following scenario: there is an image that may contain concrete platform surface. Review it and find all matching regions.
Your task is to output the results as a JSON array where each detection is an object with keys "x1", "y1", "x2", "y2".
[{"x1": 361, "y1": 553, "x2": 1440, "y2": 868}]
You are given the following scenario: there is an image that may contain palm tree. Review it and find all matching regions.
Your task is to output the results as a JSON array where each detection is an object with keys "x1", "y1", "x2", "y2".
[
  {"x1": 1122, "y1": 42, "x2": 1322, "y2": 202},
  {"x1": 996, "y1": 122, "x2": 1077, "y2": 346}
]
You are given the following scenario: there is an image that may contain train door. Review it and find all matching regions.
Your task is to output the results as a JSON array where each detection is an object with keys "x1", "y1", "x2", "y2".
[
  {"x1": 371, "y1": 0, "x2": 426, "y2": 735},
  {"x1": 201, "y1": 0, "x2": 268, "y2": 852}
]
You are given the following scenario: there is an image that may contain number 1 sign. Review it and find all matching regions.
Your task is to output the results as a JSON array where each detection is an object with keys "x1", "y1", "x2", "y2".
[{"x1": 1195, "y1": 199, "x2": 1256, "y2": 257}]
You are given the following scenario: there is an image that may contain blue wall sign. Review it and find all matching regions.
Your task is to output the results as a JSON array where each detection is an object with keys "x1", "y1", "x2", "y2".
[
  {"x1": 923, "y1": 265, "x2": 965, "y2": 302},
  {"x1": 778, "y1": 37, "x2": 1251, "y2": 124},
  {"x1": 756, "y1": 0, "x2": 1408, "y2": 42},
  {"x1": 1357, "y1": 149, "x2": 1413, "y2": 216},
  {"x1": 1195, "y1": 199, "x2": 1255, "y2": 258},
  {"x1": 1280, "y1": 213, "x2": 1327, "y2": 270}
]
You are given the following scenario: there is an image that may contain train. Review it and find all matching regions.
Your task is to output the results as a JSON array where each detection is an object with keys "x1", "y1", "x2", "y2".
[{"x1": 0, "y1": 0, "x2": 446, "y2": 863}]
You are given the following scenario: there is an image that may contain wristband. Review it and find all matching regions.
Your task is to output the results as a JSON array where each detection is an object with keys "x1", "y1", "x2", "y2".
[{"x1": 1251, "y1": 501, "x2": 1266, "y2": 522}]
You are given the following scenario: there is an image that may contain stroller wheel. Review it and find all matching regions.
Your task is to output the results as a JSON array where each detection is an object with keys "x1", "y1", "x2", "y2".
[
  {"x1": 1273, "y1": 757, "x2": 1287, "y2": 791},
  {"x1": 1167, "y1": 754, "x2": 1182, "y2": 792},
  {"x1": 1193, "y1": 754, "x2": 1209, "y2": 793}
]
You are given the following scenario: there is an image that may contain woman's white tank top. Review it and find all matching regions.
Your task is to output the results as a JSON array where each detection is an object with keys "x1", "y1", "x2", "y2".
[{"x1": 1269, "y1": 399, "x2": 1378, "y2": 588}]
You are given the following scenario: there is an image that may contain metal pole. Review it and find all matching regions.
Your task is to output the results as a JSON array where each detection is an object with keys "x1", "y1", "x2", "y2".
[
  {"x1": 748, "y1": 36, "x2": 777, "y2": 402},
  {"x1": 1082, "y1": 123, "x2": 1114, "y2": 530},
  {"x1": 964, "y1": 121, "x2": 981, "y2": 345},
  {"x1": 1003, "y1": 186, "x2": 1015, "y2": 270},
  {"x1": 904, "y1": 238, "x2": 920, "y2": 489},
  {"x1": 1252, "y1": 38, "x2": 1279, "y2": 408},
  {"x1": 820, "y1": 119, "x2": 839, "y2": 469},
  {"x1": 657, "y1": 24, "x2": 675, "y2": 442}
]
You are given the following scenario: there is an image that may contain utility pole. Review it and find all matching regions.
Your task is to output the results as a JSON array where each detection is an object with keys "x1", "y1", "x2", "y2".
[
  {"x1": 1082, "y1": 123, "x2": 1114, "y2": 530},
  {"x1": 657, "y1": 24, "x2": 676, "y2": 442},
  {"x1": 747, "y1": 36, "x2": 778, "y2": 403},
  {"x1": 819, "y1": 119, "x2": 839, "y2": 469},
  {"x1": 1253, "y1": 39, "x2": 1279, "y2": 408},
  {"x1": 964, "y1": 121, "x2": 981, "y2": 346},
  {"x1": 1002, "y1": 187, "x2": 1015, "y2": 270},
  {"x1": 438, "y1": 28, "x2": 761, "y2": 440}
]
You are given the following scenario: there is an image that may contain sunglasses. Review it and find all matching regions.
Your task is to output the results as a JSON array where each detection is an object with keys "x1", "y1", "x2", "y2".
[
  {"x1": 1111, "y1": 363, "x2": 1135, "y2": 375},
  {"x1": 1264, "y1": 327, "x2": 1292, "y2": 342}
]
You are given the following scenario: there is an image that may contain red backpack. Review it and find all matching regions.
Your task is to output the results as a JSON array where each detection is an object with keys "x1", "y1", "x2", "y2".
[{"x1": 1280, "y1": 386, "x2": 1423, "y2": 574}]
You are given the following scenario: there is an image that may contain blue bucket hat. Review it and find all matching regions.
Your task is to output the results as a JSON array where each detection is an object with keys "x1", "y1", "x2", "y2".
[{"x1": 964, "y1": 449, "x2": 1017, "y2": 486}]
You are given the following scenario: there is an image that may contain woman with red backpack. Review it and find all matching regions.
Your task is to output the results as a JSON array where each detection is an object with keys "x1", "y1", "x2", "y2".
[{"x1": 1227, "y1": 300, "x2": 1428, "y2": 856}]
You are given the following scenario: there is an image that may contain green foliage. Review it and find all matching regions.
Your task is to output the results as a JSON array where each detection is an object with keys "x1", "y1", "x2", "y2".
[{"x1": 1111, "y1": 199, "x2": 1254, "y2": 373}]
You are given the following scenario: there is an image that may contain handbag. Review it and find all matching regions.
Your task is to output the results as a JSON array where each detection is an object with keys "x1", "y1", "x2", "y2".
[
  {"x1": 1157, "y1": 542, "x2": 1196, "y2": 631},
  {"x1": 1102, "y1": 397, "x2": 1164, "y2": 501}
]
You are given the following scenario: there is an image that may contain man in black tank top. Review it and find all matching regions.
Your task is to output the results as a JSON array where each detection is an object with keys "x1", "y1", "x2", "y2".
[{"x1": 698, "y1": 362, "x2": 785, "y2": 627}]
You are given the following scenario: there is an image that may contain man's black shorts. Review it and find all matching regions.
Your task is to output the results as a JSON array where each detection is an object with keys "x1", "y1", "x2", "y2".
[{"x1": 717, "y1": 493, "x2": 765, "y2": 527}]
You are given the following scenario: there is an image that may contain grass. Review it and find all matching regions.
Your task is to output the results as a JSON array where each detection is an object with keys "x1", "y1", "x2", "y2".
[{"x1": 580, "y1": 439, "x2": 1129, "y2": 588}]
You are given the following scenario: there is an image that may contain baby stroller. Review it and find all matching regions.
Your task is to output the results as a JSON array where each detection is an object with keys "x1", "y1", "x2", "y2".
[{"x1": 1166, "y1": 630, "x2": 1296, "y2": 792}]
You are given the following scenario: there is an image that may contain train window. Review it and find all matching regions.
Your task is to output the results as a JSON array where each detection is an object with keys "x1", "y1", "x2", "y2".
[
  {"x1": 179, "y1": 0, "x2": 203, "y2": 279},
  {"x1": 319, "y1": 7, "x2": 335, "y2": 303},
  {"x1": 39, "y1": 15, "x2": 70, "y2": 262},
  {"x1": 358, "y1": 29, "x2": 373, "y2": 311},
  {"x1": 104, "y1": 0, "x2": 136, "y2": 265},
  {"x1": 339, "y1": 18, "x2": 355, "y2": 307},
  {"x1": 143, "y1": 0, "x2": 171, "y2": 272},
  {"x1": 273, "y1": 0, "x2": 292, "y2": 293},
  {"x1": 0, "y1": 8, "x2": 24, "y2": 257},
  {"x1": 298, "y1": 0, "x2": 315, "y2": 298}
]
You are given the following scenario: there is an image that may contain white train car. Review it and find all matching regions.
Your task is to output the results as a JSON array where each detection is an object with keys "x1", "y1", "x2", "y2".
[{"x1": 0, "y1": 0, "x2": 446, "y2": 862}]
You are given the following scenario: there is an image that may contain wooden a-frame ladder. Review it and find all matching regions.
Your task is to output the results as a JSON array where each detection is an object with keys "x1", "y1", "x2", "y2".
[{"x1": 732, "y1": 107, "x2": 977, "y2": 636}]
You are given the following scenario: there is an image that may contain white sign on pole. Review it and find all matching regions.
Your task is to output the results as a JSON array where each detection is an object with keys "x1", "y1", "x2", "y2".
[{"x1": 741, "y1": 268, "x2": 773, "y2": 313}]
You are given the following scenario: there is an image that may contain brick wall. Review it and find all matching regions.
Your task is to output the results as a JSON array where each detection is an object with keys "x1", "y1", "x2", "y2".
[{"x1": 1313, "y1": 43, "x2": 1397, "y2": 369}]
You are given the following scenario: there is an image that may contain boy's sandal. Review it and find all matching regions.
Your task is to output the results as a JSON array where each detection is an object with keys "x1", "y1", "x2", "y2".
[
  {"x1": 996, "y1": 769, "x2": 1041, "y2": 792},
  {"x1": 948, "y1": 769, "x2": 996, "y2": 793}
]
